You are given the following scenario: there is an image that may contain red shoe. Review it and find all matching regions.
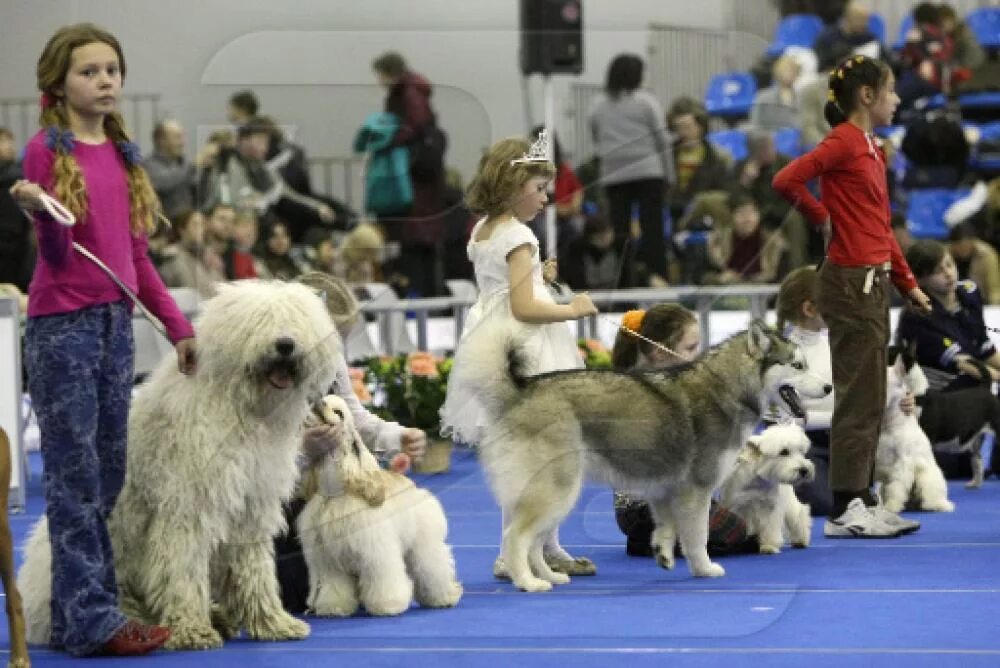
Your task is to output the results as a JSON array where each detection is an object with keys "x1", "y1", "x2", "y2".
[{"x1": 101, "y1": 619, "x2": 171, "y2": 656}]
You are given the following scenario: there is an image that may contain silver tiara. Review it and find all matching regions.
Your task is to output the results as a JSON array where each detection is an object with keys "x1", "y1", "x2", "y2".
[{"x1": 511, "y1": 129, "x2": 551, "y2": 165}]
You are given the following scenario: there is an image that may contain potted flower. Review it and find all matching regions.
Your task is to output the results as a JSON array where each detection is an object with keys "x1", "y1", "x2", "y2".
[{"x1": 578, "y1": 338, "x2": 613, "y2": 369}]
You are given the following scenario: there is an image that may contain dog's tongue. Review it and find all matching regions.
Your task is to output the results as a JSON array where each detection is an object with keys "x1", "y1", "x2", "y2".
[
  {"x1": 268, "y1": 369, "x2": 294, "y2": 389},
  {"x1": 779, "y1": 385, "x2": 805, "y2": 419}
]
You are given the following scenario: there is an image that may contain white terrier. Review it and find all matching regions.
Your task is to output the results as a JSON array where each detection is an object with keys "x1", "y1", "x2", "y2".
[
  {"x1": 296, "y1": 395, "x2": 463, "y2": 617},
  {"x1": 875, "y1": 349, "x2": 955, "y2": 513},
  {"x1": 719, "y1": 424, "x2": 814, "y2": 554}
]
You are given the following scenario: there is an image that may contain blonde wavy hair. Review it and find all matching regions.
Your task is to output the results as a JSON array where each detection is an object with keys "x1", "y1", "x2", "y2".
[
  {"x1": 37, "y1": 23, "x2": 161, "y2": 235},
  {"x1": 465, "y1": 137, "x2": 555, "y2": 217}
]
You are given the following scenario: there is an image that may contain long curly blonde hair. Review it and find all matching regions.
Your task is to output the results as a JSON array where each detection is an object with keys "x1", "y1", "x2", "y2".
[{"x1": 36, "y1": 23, "x2": 161, "y2": 235}]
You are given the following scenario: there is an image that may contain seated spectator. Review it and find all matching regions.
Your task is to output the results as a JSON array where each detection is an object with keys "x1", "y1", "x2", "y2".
[
  {"x1": 157, "y1": 209, "x2": 225, "y2": 299},
  {"x1": 257, "y1": 219, "x2": 305, "y2": 280},
  {"x1": 145, "y1": 119, "x2": 197, "y2": 220},
  {"x1": 897, "y1": 239, "x2": 1000, "y2": 392},
  {"x1": 227, "y1": 89, "x2": 258, "y2": 127},
  {"x1": 750, "y1": 55, "x2": 801, "y2": 131},
  {"x1": 949, "y1": 222, "x2": 1000, "y2": 305},
  {"x1": 938, "y1": 4, "x2": 985, "y2": 70},
  {"x1": 561, "y1": 214, "x2": 620, "y2": 291},
  {"x1": 667, "y1": 97, "x2": 729, "y2": 222},
  {"x1": 945, "y1": 179, "x2": 1000, "y2": 249},
  {"x1": 304, "y1": 228, "x2": 338, "y2": 275},
  {"x1": 734, "y1": 130, "x2": 812, "y2": 268},
  {"x1": 673, "y1": 190, "x2": 730, "y2": 285},
  {"x1": 223, "y1": 209, "x2": 262, "y2": 280},
  {"x1": 814, "y1": 0, "x2": 887, "y2": 66},
  {"x1": 798, "y1": 46, "x2": 854, "y2": 148},
  {"x1": 205, "y1": 202, "x2": 235, "y2": 259},
  {"x1": 898, "y1": 2, "x2": 971, "y2": 108},
  {"x1": 0, "y1": 127, "x2": 34, "y2": 292},
  {"x1": 339, "y1": 222, "x2": 386, "y2": 284},
  {"x1": 706, "y1": 192, "x2": 789, "y2": 284}
]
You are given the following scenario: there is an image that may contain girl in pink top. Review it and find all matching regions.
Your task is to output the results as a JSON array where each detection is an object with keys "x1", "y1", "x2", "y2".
[{"x1": 9, "y1": 23, "x2": 194, "y2": 657}]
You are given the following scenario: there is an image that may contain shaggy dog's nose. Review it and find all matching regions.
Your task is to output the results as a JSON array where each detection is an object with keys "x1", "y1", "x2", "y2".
[
  {"x1": 798, "y1": 467, "x2": 811, "y2": 478},
  {"x1": 275, "y1": 337, "x2": 296, "y2": 357},
  {"x1": 823, "y1": 384, "x2": 833, "y2": 394}
]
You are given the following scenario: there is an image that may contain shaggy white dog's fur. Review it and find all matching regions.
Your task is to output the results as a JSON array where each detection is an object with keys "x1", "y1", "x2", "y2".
[
  {"x1": 297, "y1": 395, "x2": 462, "y2": 617},
  {"x1": 719, "y1": 424, "x2": 814, "y2": 553},
  {"x1": 18, "y1": 281, "x2": 340, "y2": 650},
  {"x1": 875, "y1": 354, "x2": 955, "y2": 513}
]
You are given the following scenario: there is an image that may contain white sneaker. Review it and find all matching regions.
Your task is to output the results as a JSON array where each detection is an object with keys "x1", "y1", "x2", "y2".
[
  {"x1": 868, "y1": 504, "x2": 921, "y2": 534},
  {"x1": 824, "y1": 498, "x2": 904, "y2": 538}
]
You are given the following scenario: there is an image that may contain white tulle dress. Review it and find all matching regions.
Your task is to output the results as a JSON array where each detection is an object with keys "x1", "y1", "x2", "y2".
[{"x1": 439, "y1": 217, "x2": 582, "y2": 445}]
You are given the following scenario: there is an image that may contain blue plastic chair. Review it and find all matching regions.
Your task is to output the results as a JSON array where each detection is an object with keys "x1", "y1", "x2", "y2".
[
  {"x1": 868, "y1": 13, "x2": 886, "y2": 44},
  {"x1": 967, "y1": 7, "x2": 1000, "y2": 50},
  {"x1": 708, "y1": 129, "x2": 749, "y2": 163},
  {"x1": 767, "y1": 14, "x2": 824, "y2": 56},
  {"x1": 971, "y1": 121, "x2": 1000, "y2": 171},
  {"x1": 893, "y1": 14, "x2": 914, "y2": 50},
  {"x1": 773, "y1": 127, "x2": 802, "y2": 158},
  {"x1": 704, "y1": 72, "x2": 756, "y2": 120},
  {"x1": 959, "y1": 92, "x2": 1000, "y2": 111},
  {"x1": 906, "y1": 188, "x2": 971, "y2": 240}
]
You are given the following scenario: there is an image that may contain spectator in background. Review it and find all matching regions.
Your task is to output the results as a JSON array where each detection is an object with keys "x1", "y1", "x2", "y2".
[
  {"x1": 204, "y1": 202, "x2": 235, "y2": 260},
  {"x1": 706, "y1": 191, "x2": 789, "y2": 285},
  {"x1": 899, "y1": 2, "x2": 970, "y2": 108},
  {"x1": 257, "y1": 219, "x2": 305, "y2": 280},
  {"x1": 948, "y1": 222, "x2": 1000, "y2": 305},
  {"x1": 667, "y1": 97, "x2": 729, "y2": 225},
  {"x1": 750, "y1": 55, "x2": 801, "y2": 131},
  {"x1": 814, "y1": 1, "x2": 887, "y2": 66},
  {"x1": 938, "y1": 4, "x2": 985, "y2": 71},
  {"x1": 0, "y1": 127, "x2": 35, "y2": 292},
  {"x1": 561, "y1": 213, "x2": 621, "y2": 291},
  {"x1": 227, "y1": 90, "x2": 259, "y2": 126},
  {"x1": 145, "y1": 119, "x2": 197, "y2": 220},
  {"x1": 224, "y1": 209, "x2": 261, "y2": 280},
  {"x1": 339, "y1": 221, "x2": 386, "y2": 284},
  {"x1": 589, "y1": 53, "x2": 673, "y2": 288},
  {"x1": 304, "y1": 228, "x2": 338, "y2": 275},
  {"x1": 799, "y1": 46, "x2": 854, "y2": 148},
  {"x1": 735, "y1": 130, "x2": 812, "y2": 268},
  {"x1": 157, "y1": 209, "x2": 224, "y2": 299}
]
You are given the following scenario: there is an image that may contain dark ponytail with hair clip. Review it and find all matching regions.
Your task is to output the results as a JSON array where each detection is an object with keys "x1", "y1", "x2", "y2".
[{"x1": 823, "y1": 55, "x2": 892, "y2": 127}]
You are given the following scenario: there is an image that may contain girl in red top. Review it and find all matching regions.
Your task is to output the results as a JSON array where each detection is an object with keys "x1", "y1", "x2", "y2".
[{"x1": 773, "y1": 55, "x2": 932, "y2": 538}]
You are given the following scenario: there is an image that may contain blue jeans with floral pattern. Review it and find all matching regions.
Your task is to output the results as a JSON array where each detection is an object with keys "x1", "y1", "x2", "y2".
[{"x1": 25, "y1": 300, "x2": 133, "y2": 656}]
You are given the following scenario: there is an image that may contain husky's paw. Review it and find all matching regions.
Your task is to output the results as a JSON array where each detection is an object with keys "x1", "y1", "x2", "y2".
[
  {"x1": 515, "y1": 577, "x2": 553, "y2": 593},
  {"x1": 653, "y1": 544, "x2": 675, "y2": 570},
  {"x1": 691, "y1": 562, "x2": 726, "y2": 578},
  {"x1": 759, "y1": 544, "x2": 781, "y2": 555},
  {"x1": 165, "y1": 623, "x2": 224, "y2": 650}
]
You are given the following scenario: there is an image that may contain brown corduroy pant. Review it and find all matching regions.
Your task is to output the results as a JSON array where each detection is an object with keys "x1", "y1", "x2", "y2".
[{"x1": 817, "y1": 262, "x2": 891, "y2": 496}]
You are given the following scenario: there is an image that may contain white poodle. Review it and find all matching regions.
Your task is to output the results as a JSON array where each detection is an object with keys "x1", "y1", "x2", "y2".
[
  {"x1": 875, "y1": 350, "x2": 955, "y2": 513},
  {"x1": 719, "y1": 424, "x2": 814, "y2": 554},
  {"x1": 18, "y1": 281, "x2": 341, "y2": 650},
  {"x1": 297, "y1": 395, "x2": 462, "y2": 617}
]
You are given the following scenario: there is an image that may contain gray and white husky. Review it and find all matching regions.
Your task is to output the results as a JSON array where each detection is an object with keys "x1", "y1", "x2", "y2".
[{"x1": 454, "y1": 319, "x2": 831, "y2": 592}]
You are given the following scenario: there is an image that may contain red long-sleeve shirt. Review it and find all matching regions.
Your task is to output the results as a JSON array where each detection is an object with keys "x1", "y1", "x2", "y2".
[{"x1": 772, "y1": 121, "x2": 916, "y2": 294}]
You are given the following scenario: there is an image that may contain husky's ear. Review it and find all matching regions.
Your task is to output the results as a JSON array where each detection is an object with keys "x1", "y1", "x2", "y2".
[{"x1": 747, "y1": 319, "x2": 773, "y2": 358}]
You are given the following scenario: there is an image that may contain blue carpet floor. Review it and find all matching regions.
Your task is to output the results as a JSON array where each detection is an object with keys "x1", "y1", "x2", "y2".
[{"x1": 4, "y1": 447, "x2": 1000, "y2": 667}]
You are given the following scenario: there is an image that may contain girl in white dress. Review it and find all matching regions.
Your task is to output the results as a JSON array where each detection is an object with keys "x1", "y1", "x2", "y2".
[{"x1": 440, "y1": 134, "x2": 599, "y2": 578}]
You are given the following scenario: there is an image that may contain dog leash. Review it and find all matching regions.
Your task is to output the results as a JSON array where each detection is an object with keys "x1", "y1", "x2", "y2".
[{"x1": 21, "y1": 192, "x2": 170, "y2": 341}]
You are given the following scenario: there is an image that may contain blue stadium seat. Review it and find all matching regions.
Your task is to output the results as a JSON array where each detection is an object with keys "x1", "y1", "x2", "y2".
[
  {"x1": 906, "y1": 188, "x2": 971, "y2": 240},
  {"x1": 773, "y1": 127, "x2": 802, "y2": 158},
  {"x1": 971, "y1": 121, "x2": 1000, "y2": 171},
  {"x1": 868, "y1": 13, "x2": 887, "y2": 44},
  {"x1": 704, "y1": 72, "x2": 756, "y2": 120},
  {"x1": 959, "y1": 92, "x2": 1000, "y2": 111},
  {"x1": 892, "y1": 14, "x2": 914, "y2": 51},
  {"x1": 708, "y1": 129, "x2": 748, "y2": 162},
  {"x1": 767, "y1": 14, "x2": 824, "y2": 56},
  {"x1": 967, "y1": 7, "x2": 1000, "y2": 50}
]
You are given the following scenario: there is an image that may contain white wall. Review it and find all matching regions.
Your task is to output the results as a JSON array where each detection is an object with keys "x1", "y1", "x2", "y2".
[{"x1": 0, "y1": 0, "x2": 726, "y2": 179}]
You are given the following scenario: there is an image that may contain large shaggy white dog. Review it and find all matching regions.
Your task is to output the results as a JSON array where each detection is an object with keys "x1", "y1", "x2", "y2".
[
  {"x1": 719, "y1": 424, "x2": 813, "y2": 554},
  {"x1": 297, "y1": 395, "x2": 462, "y2": 617},
  {"x1": 875, "y1": 349, "x2": 954, "y2": 513},
  {"x1": 18, "y1": 281, "x2": 340, "y2": 650}
]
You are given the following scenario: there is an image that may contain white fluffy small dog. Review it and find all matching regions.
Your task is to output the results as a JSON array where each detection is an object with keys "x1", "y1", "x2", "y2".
[
  {"x1": 296, "y1": 395, "x2": 462, "y2": 617},
  {"x1": 875, "y1": 350, "x2": 955, "y2": 513},
  {"x1": 719, "y1": 424, "x2": 814, "y2": 554}
]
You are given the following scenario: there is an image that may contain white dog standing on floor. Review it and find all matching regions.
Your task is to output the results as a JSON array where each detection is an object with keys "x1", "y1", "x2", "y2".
[
  {"x1": 719, "y1": 424, "x2": 814, "y2": 554},
  {"x1": 18, "y1": 281, "x2": 341, "y2": 650},
  {"x1": 297, "y1": 395, "x2": 462, "y2": 617},
  {"x1": 875, "y1": 349, "x2": 955, "y2": 513}
]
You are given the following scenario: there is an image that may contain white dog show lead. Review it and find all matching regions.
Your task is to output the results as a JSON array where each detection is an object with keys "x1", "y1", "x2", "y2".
[{"x1": 25, "y1": 193, "x2": 171, "y2": 341}]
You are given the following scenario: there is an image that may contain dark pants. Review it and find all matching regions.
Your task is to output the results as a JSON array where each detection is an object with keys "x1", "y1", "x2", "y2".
[
  {"x1": 605, "y1": 179, "x2": 667, "y2": 287},
  {"x1": 275, "y1": 498, "x2": 309, "y2": 614},
  {"x1": 25, "y1": 301, "x2": 133, "y2": 656},
  {"x1": 818, "y1": 263, "x2": 890, "y2": 499}
]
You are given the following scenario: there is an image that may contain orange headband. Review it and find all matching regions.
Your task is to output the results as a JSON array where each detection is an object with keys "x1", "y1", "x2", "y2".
[{"x1": 621, "y1": 309, "x2": 645, "y2": 333}]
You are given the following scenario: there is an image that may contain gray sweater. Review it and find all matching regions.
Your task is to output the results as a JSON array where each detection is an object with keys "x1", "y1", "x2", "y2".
[{"x1": 589, "y1": 90, "x2": 674, "y2": 187}]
